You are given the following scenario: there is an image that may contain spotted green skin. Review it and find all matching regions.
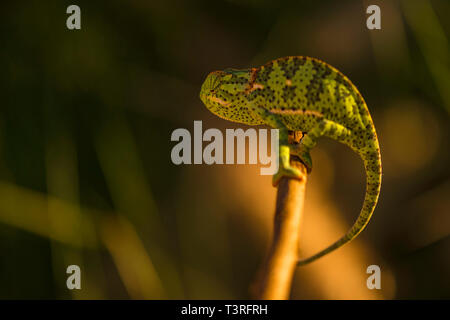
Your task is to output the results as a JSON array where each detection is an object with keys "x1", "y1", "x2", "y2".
[{"x1": 200, "y1": 56, "x2": 382, "y2": 266}]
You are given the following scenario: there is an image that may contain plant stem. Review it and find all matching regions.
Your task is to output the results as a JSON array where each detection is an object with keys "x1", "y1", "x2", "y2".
[{"x1": 253, "y1": 133, "x2": 307, "y2": 300}]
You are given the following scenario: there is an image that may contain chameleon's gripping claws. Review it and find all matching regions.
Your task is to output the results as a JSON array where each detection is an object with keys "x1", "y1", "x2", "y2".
[
  {"x1": 272, "y1": 165, "x2": 303, "y2": 186},
  {"x1": 272, "y1": 145, "x2": 303, "y2": 186},
  {"x1": 200, "y1": 56, "x2": 382, "y2": 266}
]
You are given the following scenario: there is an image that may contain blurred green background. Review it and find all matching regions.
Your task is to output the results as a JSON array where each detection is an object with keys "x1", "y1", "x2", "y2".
[{"x1": 0, "y1": 0, "x2": 449, "y2": 299}]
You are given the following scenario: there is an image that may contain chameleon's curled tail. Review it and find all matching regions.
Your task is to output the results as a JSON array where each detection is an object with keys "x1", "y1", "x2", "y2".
[{"x1": 297, "y1": 146, "x2": 382, "y2": 266}]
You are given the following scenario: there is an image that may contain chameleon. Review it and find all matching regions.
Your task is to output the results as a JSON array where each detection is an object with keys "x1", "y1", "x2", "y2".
[{"x1": 199, "y1": 56, "x2": 382, "y2": 266}]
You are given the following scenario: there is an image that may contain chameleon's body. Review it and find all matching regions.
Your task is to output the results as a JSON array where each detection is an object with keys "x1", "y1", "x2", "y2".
[{"x1": 200, "y1": 56, "x2": 381, "y2": 266}]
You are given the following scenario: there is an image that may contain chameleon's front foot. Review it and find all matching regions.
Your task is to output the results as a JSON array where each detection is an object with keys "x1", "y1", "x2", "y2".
[
  {"x1": 272, "y1": 165, "x2": 303, "y2": 186},
  {"x1": 272, "y1": 145, "x2": 303, "y2": 186}
]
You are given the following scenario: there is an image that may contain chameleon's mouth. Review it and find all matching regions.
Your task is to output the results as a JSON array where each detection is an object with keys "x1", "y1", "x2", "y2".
[{"x1": 207, "y1": 95, "x2": 230, "y2": 107}]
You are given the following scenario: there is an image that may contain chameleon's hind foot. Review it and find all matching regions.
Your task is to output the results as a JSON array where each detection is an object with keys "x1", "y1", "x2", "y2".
[
  {"x1": 290, "y1": 145, "x2": 313, "y2": 173},
  {"x1": 297, "y1": 152, "x2": 312, "y2": 173}
]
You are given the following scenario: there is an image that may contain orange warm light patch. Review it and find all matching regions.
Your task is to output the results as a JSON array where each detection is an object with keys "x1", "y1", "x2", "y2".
[{"x1": 246, "y1": 83, "x2": 265, "y2": 94}]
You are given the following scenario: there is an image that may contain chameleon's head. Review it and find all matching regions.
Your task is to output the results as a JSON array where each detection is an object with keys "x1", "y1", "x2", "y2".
[{"x1": 200, "y1": 68, "x2": 260, "y2": 125}]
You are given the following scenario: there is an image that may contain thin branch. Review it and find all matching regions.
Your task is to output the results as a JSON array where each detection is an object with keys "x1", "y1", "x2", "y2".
[{"x1": 252, "y1": 132, "x2": 307, "y2": 300}]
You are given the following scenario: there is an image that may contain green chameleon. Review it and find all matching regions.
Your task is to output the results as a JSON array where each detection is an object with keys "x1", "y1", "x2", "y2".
[{"x1": 199, "y1": 56, "x2": 382, "y2": 266}]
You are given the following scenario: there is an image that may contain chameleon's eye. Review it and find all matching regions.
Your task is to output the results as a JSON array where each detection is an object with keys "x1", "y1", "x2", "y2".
[
  {"x1": 209, "y1": 74, "x2": 221, "y2": 91},
  {"x1": 201, "y1": 71, "x2": 224, "y2": 97}
]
